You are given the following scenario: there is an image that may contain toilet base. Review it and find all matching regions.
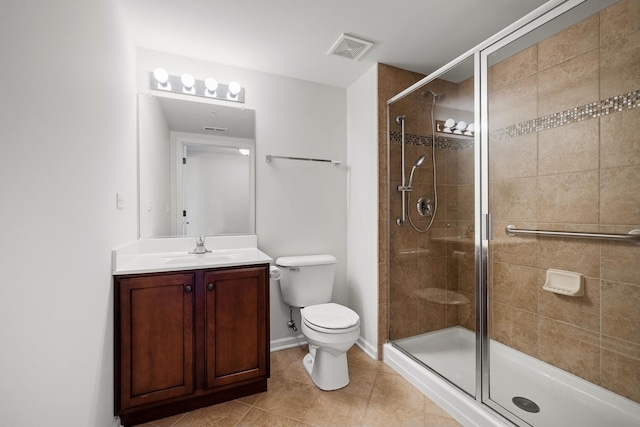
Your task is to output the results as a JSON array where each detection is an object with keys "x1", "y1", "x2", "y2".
[{"x1": 303, "y1": 350, "x2": 350, "y2": 391}]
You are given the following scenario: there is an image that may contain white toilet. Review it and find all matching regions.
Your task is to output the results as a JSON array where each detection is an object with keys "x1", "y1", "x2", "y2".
[{"x1": 276, "y1": 254, "x2": 360, "y2": 391}]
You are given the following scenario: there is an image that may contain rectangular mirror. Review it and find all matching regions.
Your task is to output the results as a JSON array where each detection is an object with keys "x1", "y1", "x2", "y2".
[{"x1": 138, "y1": 93, "x2": 256, "y2": 238}]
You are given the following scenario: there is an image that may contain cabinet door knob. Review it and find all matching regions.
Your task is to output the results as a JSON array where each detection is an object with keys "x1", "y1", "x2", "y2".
[
  {"x1": 207, "y1": 282, "x2": 215, "y2": 291},
  {"x1": 185, "y1": 285, "x2": 193, "y2": 293}
]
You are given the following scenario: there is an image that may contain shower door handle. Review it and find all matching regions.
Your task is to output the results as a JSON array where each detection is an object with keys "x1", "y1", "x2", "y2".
[{"x1": 484, "y1": 213, "x2": 493, "y2": 241}]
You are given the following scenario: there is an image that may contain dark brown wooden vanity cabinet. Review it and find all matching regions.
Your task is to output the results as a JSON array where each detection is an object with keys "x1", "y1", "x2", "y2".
[{"x1": 114, "y1": 264, "x2": 269, "y2": 426}]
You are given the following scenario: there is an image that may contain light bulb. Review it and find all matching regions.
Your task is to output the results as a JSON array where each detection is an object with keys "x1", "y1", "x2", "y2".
[
  {"x1": 153, "y1": 68, "x2": 169, "y2": 84},
  {"x1": 181, "y1": 73, "x2": 195, "y2": 89},
  {"x1": 205, "y1": 78, "x2": 218, "y2": 93},
  {"x1": 238, "y1": 148, "x2": 250, "y2": 156},
  {"x1": 228, "y1": 81, "x2": 241, "y2": 96}
]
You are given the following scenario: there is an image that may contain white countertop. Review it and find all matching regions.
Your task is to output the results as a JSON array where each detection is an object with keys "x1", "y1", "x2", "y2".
[{"x1": 112, "y1": 235, "x2": 272, "y2": 275}]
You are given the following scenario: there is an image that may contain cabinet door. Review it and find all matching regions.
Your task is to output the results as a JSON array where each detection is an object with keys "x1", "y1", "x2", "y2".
[
  {"x1": 204, "y1": 266, "x2": 268, "y2": 388},
  {"x1": 118, "y1": 273, "x2": 195, "y2": 409}
]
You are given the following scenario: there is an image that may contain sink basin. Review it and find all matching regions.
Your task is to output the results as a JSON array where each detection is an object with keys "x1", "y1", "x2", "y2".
[{"x1": 159, "y1": 252, "x2": 244, "y2": 266}]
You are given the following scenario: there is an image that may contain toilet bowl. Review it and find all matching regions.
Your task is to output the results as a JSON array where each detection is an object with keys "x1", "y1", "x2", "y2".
[
  {"x1": 275, "y1": 254, "x2": 361, "y2": 391},
  {"x1": 300, "y1": 303, "x2": 360, "y2": 390}
]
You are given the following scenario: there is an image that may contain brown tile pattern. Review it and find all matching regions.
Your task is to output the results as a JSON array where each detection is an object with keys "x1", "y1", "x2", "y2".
[
  {"x1": 380, "y1": 0, "x2": 639, "y2": 406},
  {"x1": 486, "y1": 0, "x2": 640, "y2": 404},
  {"x1": 135, "y1": 346, "x2": 461, "y2": 427}
]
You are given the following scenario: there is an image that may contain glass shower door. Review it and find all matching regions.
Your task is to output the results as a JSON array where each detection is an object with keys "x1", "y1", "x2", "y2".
[
  {"x1": 484, "y1": 0, "x2": 640, "y2": 425},
  {"x1": 387, "y1": 55, "x2": 478, "y2": 397}
]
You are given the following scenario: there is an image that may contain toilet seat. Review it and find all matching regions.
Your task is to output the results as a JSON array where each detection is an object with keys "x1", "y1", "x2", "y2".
[{"x1": 301, "y1": 303, "x2": 360, "y2": 334}]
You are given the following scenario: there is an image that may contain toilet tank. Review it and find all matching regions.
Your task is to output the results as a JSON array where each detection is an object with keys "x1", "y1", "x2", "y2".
[{"x1": 276, "y1": 254, "x2": 336, "y2": 307}]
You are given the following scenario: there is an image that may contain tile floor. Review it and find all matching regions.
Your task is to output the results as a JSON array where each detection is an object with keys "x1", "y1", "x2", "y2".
[{"x1": 135, "y1": 345, "x2": 462, "y2": 427}]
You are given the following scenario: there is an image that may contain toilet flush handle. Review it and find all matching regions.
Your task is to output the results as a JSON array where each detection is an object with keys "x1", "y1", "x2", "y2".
[{"x1": 289, "y1": 267, "x2": 300, "y2": 272}]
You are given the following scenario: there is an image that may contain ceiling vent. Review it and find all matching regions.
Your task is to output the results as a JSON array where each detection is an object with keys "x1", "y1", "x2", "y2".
[
  {"x1": 203, "y1": 126, "x2": 228, "y2": 133},
  {"x1": 328, "y1": 34, "x2": 374, "y2": 61}
]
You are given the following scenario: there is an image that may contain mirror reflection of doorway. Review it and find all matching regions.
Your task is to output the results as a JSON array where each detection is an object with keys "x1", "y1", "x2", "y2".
[{"x1": 180, "y1": 141, "x2": 252, "y2": 236}]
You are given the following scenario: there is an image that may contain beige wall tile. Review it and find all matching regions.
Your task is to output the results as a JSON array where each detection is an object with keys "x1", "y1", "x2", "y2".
[
  {"x1": 492, "y1": 46, "x2": 538, "y2": 91},
  {"x1": 491, "y1": 302, "x2": 538, "y2": 356},
  {"x1": 538, "y1": 276, "x2": 601, "y2": 332},
  {"x1": 538, "y1": 317, "x2": 601, "y2": 384},
  {"x1": 600, "y1": 166, "x2": 640, "y2": 225},
  {"x1": 538, "y1": 120, "x2": 599, "y2": 176},
  {"x1": 491, "y1": 177, "x2": 538, "y2": 223},
  {"x1": 489, "y1": 75, "x2": 537, "y2": 131},
  {"x1": 600, "y1": 0, "x2": 640, "y2": 46},
  {"x1": 538, "y1": 14, "x2": 599, "y2": 71},
  {"x1": 600, "y1": 236, "x2": 640, "y2": 285},
  {"x1": 457, "y1": 184, "x2": 474, "y2": 221},
  {"x1": 491, "y1": 221, "x2": 539, "y2": 268},
  {"x1": 491, "y1": 262, "x2": 540, "y2": 311},
  {"x1": 537, "y1": 237, "x2": 600, "y2": 278},
  {"x1": 538, "y1": 171, "x2": 599, "y2": 224},
  {"x1": 602, "y1": 280, "x2": 640, "y2": 343},
  {"x1": 457, "y1": 147, "x2": 474, "y2": 186},
  {"x1": 601, "y1": 109, "x2": 640, "y2": 169},
  {"x1": 538, "y1": 50, "x2": 599, "y2": 117},
  {"x1": 601, "y1": 30, "x2": 640, "y2": 98},
  {"x1": 601, "y1": 345, "x2": 640, "y2": 403},
  {"x1": 490, "y1": 134, "x2": 538, "y2": 180}
]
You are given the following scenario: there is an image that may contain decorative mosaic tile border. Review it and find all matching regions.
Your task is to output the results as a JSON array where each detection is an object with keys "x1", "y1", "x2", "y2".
[
  {"x1": 390, "y1": 89, "x2": 639, "y2": 149},
  {"x1": 490, "y1": 89, "x2": 640, "y2": 142},
  {"x1": 389, "y1": 131, "x2": 474, "y2": 150}
]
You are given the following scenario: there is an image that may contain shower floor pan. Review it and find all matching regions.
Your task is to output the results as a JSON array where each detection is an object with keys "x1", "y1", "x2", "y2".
[{"x1": 391, "y1": 326, "x2": 640, "y2": 427}]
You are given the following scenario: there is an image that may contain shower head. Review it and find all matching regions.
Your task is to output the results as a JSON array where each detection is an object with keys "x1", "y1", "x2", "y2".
[
  {"x1": 408, "y1": 155, "x2": 426, "y2": 188},
  {"x1": 422, "y1": 90, "x2": 444, "y2": 102},
  {"x1": 395, "y1": 115, "x2": 406, "y2": 125}
]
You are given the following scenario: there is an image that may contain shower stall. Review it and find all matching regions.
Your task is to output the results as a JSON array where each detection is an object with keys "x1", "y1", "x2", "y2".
[{"x1": 383, "y1": 0, "x2": 640, "y2": 425}]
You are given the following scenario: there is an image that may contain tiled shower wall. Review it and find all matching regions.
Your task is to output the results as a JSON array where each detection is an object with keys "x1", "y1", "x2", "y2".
[
  {"x1": 488, "y1": 0, "x2": 640, "y2": 403},
  {"x1": 379, "y1": 64, "x2": 477, "y2": 354},
  {"x1": 379, "y1": 0, "x2": 640, "y2": 403}
]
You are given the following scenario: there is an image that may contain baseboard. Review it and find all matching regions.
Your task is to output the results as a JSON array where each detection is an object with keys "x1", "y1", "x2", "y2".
[
  {"x1": 112, "y1": 416, "x2": 123, "y2": 427},
  {"x1": 355, "y1": 336, "x2": 378, "y2": 360},
  {"x1": 270, "y1": 334, "x2": 307, "y2": 352}
]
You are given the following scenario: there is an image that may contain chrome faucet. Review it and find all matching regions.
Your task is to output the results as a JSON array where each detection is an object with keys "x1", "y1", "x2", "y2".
[{"x1": 189, "y1": 236, "x2": 211, "y2": 254}]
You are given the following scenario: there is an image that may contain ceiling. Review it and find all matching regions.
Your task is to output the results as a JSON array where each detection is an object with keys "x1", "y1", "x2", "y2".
[{"x1": 119, "y1": 0, "x2": 550, "y2": 88}]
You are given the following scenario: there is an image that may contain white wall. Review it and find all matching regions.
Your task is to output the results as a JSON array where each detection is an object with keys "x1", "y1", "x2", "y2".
[
  {"x1": 346, "y1": 65, "x2": 379, "y2": 358},
  {"x1": 0, "y1": 1, "x2": 137, "y2": 426},
  {"x1": 136, "y1": 49, "x2": 348, "y2": 349}
]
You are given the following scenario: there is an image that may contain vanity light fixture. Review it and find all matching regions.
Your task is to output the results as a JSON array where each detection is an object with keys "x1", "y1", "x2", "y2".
[
  {"x1": 205, "y1": 78, "x2": 218, "y2": 96},
  {"x1": 153, "y1": 68, "x2": 170, "y2": 89},
  {"x1": 238, "y1": 148, "x2": 250, "y2": 156},
  {"x1": 181, "y1": 73, "x2": 195, "y2": 94},
  {"x1": 228, "y1": 81, "x2": 241, "y2": 100},
  {"x1": 150, "y1": 69, "x2": 245, "y2": 103}
]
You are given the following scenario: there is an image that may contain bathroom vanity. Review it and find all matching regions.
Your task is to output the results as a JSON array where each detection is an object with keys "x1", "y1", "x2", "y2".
[{"x1": 112, "y1": 236, "x2": 271, "y2": 426}]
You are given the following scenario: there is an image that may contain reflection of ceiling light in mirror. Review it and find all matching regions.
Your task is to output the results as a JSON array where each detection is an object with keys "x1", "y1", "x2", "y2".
[
  {"x1": 238, "y1": 148, "x2": 250, "y2": 156},
  {"x1": 205, "y1": 78, "x2": 218, "y2": 95}
]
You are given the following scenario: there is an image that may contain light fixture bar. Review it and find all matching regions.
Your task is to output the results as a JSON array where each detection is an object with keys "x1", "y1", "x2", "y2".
[{"x1": 149, "y1": 71, "x2": 245, "y2": 103}]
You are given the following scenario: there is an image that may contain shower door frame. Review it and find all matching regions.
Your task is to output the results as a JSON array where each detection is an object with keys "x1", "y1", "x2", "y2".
[{"x1": 386, "y1": 0, "x2": 596, "y2": 424}]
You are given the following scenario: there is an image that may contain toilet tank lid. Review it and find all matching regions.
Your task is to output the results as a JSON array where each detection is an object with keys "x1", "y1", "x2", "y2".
[{"x1": 276, "y1": 254, "x2": 336, "y2": 267}]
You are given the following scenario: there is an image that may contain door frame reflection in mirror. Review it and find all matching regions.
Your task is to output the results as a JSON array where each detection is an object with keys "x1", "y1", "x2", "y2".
[
  {"x1": 174, "y1": 136, "x2": 255, "y2": 236},
  {"x1": 137, "y1": 92, "x2": 256, "y2": 239}
]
